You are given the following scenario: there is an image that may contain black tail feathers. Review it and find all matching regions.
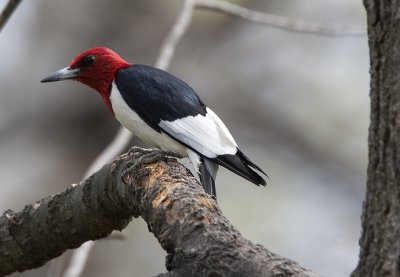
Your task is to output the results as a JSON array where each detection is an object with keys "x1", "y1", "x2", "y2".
[
  {"x1": 214, "y1": 149, "x2": 267, "y2": 187},
  {"x1": 198, "y1": 150, "x2": 266, "y2": 197},
  {"x1": 199, "y1": 157, "x2": 218, "y2": 198}
]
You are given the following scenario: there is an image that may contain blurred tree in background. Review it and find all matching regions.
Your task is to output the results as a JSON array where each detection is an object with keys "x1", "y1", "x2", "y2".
[{"x1": 352, "y1": 0, "x2": 400, "y2": 276}]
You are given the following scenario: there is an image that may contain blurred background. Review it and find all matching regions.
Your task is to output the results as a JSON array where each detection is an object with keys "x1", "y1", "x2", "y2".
[{"x1": 0, "y1": 0, "x2": 367, "y2": 276}]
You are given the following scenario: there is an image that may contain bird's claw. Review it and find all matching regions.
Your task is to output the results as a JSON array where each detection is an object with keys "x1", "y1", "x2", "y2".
[
  {"x1": 127, "y1": 146, "x2": 176, "y2": 165},
  {"x1": 123, "y1": 148, "x2": 177, "y2": 182},
  {"x1": 127, "y1": 146, "x2": 155, "y2": 158}
]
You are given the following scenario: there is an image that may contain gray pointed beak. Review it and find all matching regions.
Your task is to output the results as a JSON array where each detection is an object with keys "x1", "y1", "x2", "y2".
[{"x1": 41, "y1": 67, "x2": 81, "y2": 83}]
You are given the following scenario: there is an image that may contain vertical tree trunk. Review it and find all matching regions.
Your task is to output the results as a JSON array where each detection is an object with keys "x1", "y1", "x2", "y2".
[{"x1": 353, "y1": 1, "x2": 400, "y2": 276}]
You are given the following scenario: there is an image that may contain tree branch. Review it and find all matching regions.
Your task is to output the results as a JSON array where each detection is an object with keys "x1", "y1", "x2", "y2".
[
  {"x1": 155, "y1": 0, "x2": 195, "y2": 70},
  {"x1": 195, "y1": 0, "x2": 366, "y2": 36},
  {"x1": 0, "y1": 0, "x2": 22, "y2": 32},
  {"x1": 0, "y1": 149, "x2": 318, "y2": 277},
  {"x1": 59, "y1": 127, "x2": 132, "y2": 277}
]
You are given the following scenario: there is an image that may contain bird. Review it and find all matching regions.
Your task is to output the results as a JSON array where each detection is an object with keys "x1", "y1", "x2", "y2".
[{"x1": 41, "y1": 47, "x2": 267, "y2": 197}]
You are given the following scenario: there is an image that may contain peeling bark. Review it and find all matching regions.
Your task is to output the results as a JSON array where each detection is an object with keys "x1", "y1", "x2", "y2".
[{"x1": 0, "y1": 149, "x2": 317, "y2": 277}]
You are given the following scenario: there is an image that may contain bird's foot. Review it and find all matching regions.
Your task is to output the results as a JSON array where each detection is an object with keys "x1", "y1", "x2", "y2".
[
  {"x1": 127, "y1": 146, "x2": 156, "y2": 157},
  {"x1": 127, "y1": 146, "x2": 176, "y2": 166},
  {"x1": 123, "y1": 147, "x2": 176, "y2": 183}
]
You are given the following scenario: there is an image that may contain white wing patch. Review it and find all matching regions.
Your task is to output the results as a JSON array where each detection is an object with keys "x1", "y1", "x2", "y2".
[{"x1": 159, "y1": 107, "x2": 237, "y2": 158}]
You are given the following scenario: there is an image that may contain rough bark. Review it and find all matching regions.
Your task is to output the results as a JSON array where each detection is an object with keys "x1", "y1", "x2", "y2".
[
  {"x1": 0, "y1": 148, "x2": 318, "y2": 277},
  {"x1": 352, "y1": 1, "x2": 400, "y2": 276}
]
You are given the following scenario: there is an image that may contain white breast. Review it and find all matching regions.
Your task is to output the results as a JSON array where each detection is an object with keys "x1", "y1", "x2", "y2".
[{"x1": 109, "y1": 81, "x2": 187, "y2": 157}]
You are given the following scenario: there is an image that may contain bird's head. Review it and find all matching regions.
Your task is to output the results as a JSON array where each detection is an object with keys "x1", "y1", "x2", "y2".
[{"x1": 41, "y1": 47, "x2": 131, "y2": 95}]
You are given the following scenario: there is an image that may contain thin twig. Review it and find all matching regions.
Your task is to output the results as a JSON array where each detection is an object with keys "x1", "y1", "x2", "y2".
[
  {"x1": 61, "y1": 232, "x2": 125, "y2": 277},
  {"x1": 0, "y1": 0, "x2": 22, "y2": 32},
  {"x1": 82, "y1": 127, "x2": 132, "y2": 179},
  {"x1": 195, "y1": 0, "x2": 366, "y2": 36},
  {"x1": 62, "y1": 241, "x2": 95, "y2": 277},
  {"x1": 59, "y1": 1, "x2": 197, "y2": 277},
  {"x1": 155, "y1": 0, "x2": 196, "y2": 70}
]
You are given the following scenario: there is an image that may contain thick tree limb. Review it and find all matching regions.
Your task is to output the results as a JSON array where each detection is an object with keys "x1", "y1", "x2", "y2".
[{"x1": 0, "y1": 149, "x2": 318, "y2": 277}]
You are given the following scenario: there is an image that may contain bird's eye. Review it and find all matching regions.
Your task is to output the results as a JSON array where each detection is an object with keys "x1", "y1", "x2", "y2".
[{"x1": 84, "y1": 55, "x2": 96, "y2": 65}]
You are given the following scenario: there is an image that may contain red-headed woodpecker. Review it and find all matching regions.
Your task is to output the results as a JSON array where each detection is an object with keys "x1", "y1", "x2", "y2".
[{"x1": 41, "y1": 47, "x2": 267, "y2": 197}]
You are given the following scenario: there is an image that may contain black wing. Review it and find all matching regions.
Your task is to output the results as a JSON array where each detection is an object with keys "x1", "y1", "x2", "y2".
[{"x1": 114, "y1": 64, "x2": 207, "y2": 132}]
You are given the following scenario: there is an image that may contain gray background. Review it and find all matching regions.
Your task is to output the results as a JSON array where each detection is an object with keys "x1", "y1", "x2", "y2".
[{"x1": 0, "y1": 0, "x2": 367, "y2": 276}]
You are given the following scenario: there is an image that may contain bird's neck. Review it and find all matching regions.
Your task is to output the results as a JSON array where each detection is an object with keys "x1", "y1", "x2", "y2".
[
  {"x1": 94, "y1": 64, "x2": 132, "y2": 116},
  {"x1": 100, "y1": 86, "x2": 114, "y2": 116}
]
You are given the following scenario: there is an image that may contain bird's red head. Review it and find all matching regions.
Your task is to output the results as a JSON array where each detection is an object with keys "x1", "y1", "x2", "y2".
[
  {"x1": 68, "y1": 47, "x2": 131, "y2": 94},
  {"x1": 41, "y1": 47, "x2": 131, "y2": 95}
]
